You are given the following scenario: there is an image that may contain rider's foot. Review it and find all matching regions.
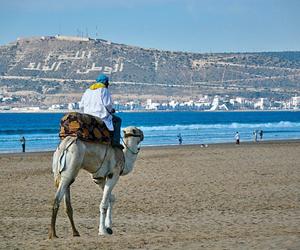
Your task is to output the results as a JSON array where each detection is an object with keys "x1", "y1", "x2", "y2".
[{"x1": 112, "y1": 143, "x2": 124, "y2": 150}]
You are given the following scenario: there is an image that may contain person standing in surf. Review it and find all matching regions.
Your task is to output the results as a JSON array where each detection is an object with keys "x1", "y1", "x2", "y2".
[{"x1": 20, "y1": 136, "x2": 26, "y2": 152}]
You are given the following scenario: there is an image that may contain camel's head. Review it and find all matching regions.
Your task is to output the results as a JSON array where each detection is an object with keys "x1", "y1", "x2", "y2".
[
  {"x1": 121, "y1": 127, "x2": 144, "y2": 175},
  {"x1": 123, "y1": 126, "x2": 144, "y2": 145}
]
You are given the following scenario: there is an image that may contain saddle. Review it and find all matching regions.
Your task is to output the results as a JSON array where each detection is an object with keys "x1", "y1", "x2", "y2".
[{"x1": 59, "y1": 112, "x2": 111, "y2": 144}]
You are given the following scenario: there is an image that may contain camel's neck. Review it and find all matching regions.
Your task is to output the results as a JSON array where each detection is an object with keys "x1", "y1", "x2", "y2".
[{"x1": 121, "y1": 139, "x2": 139, "y2": 175}]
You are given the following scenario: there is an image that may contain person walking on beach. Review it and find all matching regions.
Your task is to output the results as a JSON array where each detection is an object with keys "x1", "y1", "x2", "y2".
[
  {"x1": 79, "y1": 73, "x2": 123, "y2": 149},
  {"x1": 235, "y1": 132, "x2": 240, "y2": 144},
  {"x1": 253, "y1": 130, "x2": 258, "y2": 142},
  {"x1": 177, "y1": 133, "x2": 183, "y2": 145},
  {"x1": 20, "y1": 136, "x2": 26, "y2": 153}
]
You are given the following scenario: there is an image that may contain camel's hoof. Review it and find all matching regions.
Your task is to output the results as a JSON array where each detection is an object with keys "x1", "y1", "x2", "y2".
[
  {"x1": 106, "y1": 228, "x2": 113, "y2": 235},
  {"x1": 73, "y1": 231, "x2": 80, "y2": 237},
  {"x1": 49, "y1": 233, "x2": 59, "y2": 239},
  {"x1": 98, "y1": 228, "x2": 113, "y2": 236}
]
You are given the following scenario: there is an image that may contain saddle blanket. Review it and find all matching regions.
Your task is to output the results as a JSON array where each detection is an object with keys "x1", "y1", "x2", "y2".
[{"x1": 59, "y1": 112, "x2": 111, "y2": 144}]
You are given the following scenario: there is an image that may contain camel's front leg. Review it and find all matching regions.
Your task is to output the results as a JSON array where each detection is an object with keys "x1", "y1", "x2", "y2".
[
  {"x1": 99, "y1": 175, "x2": 119, "y2": 235},
  {"x1": 105, "y1": 194, "x2": 115, "y2": 232}
]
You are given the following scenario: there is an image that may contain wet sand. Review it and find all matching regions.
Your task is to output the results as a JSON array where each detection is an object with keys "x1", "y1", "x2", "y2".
[{"x1": 0, "y1": 140, "x2": 299, "y2": 249}]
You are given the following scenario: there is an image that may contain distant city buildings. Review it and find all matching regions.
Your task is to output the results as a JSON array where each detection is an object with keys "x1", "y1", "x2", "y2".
[
  {"x1": 136, "y1": 95, "x2": 300, "y2": 111},
  {"x1": 0, "y1": 94, "x2": 299, "y2": 112}
]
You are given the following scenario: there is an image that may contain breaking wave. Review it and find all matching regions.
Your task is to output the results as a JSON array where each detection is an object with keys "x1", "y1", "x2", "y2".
[
  {"x1": 140, "y1": 121, "x2": 300, "y2": 131},
  {"x1": 0, "y1": 128, "x2": 58, "y2": 135}
]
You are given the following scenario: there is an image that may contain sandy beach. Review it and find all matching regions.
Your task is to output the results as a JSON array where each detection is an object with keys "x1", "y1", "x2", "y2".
[{"x1": 0, "y1": 140, "x2": 299, "y2": 249}]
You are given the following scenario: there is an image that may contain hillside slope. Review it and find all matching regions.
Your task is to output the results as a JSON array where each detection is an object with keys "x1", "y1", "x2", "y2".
[{"x1": 0, "y1": 35, "x2": 300, "y2": 106}]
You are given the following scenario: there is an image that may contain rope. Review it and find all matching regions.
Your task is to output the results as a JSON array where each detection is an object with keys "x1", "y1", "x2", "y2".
[{"x1": 121, "y1": 136, "x2": 140, "y2": 155}]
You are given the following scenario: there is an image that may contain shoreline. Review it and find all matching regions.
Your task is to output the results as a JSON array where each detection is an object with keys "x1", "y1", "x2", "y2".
[
  {"x1": 0, "y1": 109, "x2": 299, "y2": 114},
  {"x1": 2, "y1": 138, "x2": 300, "y2": 156}
]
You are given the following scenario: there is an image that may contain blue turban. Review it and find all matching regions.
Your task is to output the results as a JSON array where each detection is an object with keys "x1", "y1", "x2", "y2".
[{"x1": 96, "y1": 74, "x2": 109, "y2": 84}]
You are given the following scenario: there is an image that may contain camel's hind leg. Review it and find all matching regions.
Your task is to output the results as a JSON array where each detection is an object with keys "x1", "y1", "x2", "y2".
[
  {"x1": 49, "y1": 181, "x2": 71, "y2": 239},
  {"x1": 64, "y1": 186, "x2": 80, "y2": 237},
  {"x1": 49, "y1": 139, "x2": 84, "y2": 239}
]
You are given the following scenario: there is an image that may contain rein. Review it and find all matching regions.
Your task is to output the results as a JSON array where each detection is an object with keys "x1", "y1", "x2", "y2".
[{"x1": 121, "y1": 134, "x2": 142, "y2": 155}]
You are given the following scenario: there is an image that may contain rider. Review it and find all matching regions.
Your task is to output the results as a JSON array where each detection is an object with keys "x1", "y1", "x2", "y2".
[{"x1": 79, "y1": 73, "x2": 123, "y2": 149}]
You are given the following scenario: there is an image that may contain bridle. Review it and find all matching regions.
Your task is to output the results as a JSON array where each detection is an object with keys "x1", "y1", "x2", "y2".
[{"x1": 121, "y1": 132, "x2": 143, "y2": 155}]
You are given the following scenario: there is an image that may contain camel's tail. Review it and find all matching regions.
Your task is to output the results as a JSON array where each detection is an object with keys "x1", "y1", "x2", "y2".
[{"x1": 52, "y1": 137, "x2": 77, "y2": 187}]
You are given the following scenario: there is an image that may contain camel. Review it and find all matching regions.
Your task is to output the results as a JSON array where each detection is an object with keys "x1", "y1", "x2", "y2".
[{"x1": 49, "y1": 126, "x2": 144, "y2": 239}]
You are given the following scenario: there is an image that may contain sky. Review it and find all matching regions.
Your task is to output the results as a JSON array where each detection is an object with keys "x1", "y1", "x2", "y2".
[{"x1": 0, "y1": 0, "x2": 299, "y2": 53}]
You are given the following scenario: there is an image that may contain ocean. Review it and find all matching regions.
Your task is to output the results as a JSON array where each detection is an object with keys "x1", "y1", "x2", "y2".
[{"x1": 0, "y1": 111, "x2": 300, "y2": 153}]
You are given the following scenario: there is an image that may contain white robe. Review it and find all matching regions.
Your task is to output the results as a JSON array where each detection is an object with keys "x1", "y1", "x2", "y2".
[{"x1": 79, "y1": 87, "x2": 114, "y2": 131}]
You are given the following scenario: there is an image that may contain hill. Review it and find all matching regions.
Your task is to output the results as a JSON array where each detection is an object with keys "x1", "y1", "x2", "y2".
[{"x1": 0, "y1": 35, "x2": 300, "y2": 107}]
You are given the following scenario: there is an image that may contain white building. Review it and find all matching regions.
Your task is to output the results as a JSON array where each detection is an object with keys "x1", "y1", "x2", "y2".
[
  {"x1": 55, "y1": 35, "x2": 89, "y2": 42},
  {"x1": 49, "y1": 104, "x2": 65, "y2": 110},
  {"x1": 210, "y1": 96, "x2": 220, "y2": 111},
  {"x1": 291, "y1": 96, "x2": 300, "y2": 108},
  {"x1": 254, "y1": 98, "x2": 269, "y2": 110},
  {"x1": 235, "y1": 97, "x2": 245, "y2": 104},
  {"x1": 145, "y1": 99, "x2": 160, "y2": 110}
]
